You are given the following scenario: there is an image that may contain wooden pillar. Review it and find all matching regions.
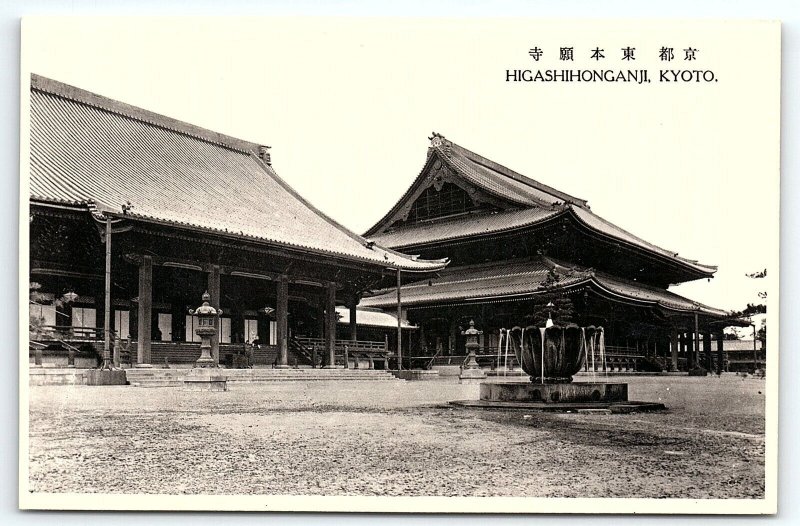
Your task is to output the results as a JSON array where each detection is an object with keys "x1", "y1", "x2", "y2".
[
  {"x1": 325, "y1": 282, "x2": 337, "y2": 368},
  {"x1": 136, "y1": 255, "x2": 153, "y2": 367},
  {"x1": 703, "y1": 330, "x2": 712, "y2": 371},
  {"x1": 686, "y1": 331, "x2": 695, "y2": 369},
  {"x1": 396, "y1": 269, "x2": 402, "y2": 371},
  {"x1": 316, "y1": 296, "x2": 325, "y2": 339},
  {"x1": 693, "y1": 313, "x2": 700, "y2": 370},
  {"x1": 670, "y1": 326, "x2": 679, "y2": 372},
  {"x1": 716, "y1": 331, "x2": 725, "y2": 375},
  {"x1": 208, "y1": 265, "x2": 221, "y2": 366},
  {"x1": 681, "y1": 332, "x2": 687, "y2": 369},
  {"x1": 276, "y1": 275, "x2": 289, "y2": 368},
  {"x1": 349, "y1": 296, "x2": 358, "y2": 342},
  {"x1": 103, "y1": 217, "x2": 112, "y2": 368}
]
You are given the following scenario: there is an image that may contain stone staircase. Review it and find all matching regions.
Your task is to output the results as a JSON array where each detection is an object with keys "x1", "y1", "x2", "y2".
[{"x1": 125, "y1": 367, "x2": 401, "y2": 387}]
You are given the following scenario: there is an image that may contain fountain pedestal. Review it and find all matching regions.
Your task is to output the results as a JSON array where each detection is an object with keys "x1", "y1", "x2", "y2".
[
  {"x1": 480, "y1": 382, "x2": 627, "y2": 404},
  {"x1": 450, "y1": 323, "x2": 665, "y2": 413}
]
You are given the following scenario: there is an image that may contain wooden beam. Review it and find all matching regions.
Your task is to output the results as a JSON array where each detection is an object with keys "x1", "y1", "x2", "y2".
[{"x1": 30, "y1": 264, "x2": 103, "y2": 281}]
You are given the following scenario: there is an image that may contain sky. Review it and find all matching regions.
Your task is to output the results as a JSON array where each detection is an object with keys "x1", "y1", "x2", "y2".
[{"x1": 21, "y1": 17, "x2": 780, "y2": 314}]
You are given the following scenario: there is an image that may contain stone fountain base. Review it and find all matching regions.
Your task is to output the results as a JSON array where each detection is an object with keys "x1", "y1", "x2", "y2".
[
  {"x1": 449, "y1": 381, "x2": 666, "y2": 413},
  {"x1": 481, "y1": 381, "x2": 627, "y2": 403}
]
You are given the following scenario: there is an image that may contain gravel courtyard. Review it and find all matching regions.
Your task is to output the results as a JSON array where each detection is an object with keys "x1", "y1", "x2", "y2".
[{"x1": 27, "y1": 374, "x2": 766, "y2": 498}]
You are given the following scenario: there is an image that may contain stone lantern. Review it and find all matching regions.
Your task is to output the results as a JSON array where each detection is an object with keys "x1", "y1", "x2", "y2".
[
  {"x1": 460, "y1": 320, "x2": 486, "y2": 380},
  {"x1": 184, "y1": 291, "x2": 227, "y2": 391},
  {"x1": 189, "y1": 291, "x2": 221, "y2": 368}
]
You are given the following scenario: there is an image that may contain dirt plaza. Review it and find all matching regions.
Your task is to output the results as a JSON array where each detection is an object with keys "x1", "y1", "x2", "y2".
[{"x1": 27, "y1": 375, "x2": 765, "y2": 498}]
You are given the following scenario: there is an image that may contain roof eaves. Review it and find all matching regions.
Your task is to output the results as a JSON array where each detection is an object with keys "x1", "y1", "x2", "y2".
[
  {"x1": 247, "y1": 154, "x2": 447, "y2": 272},
  {"x1": 589, "y1": 274, "x2": 731, "y2": 318},
  {"x1": 104, "y1": 208, "x2": 447, "y2": 272},
  {"x1": 373, "y1": 207, "x2": 566, "y2": 250},
  {"x1": 566, "y1": 205, "x2": 717, "y2": 278}
]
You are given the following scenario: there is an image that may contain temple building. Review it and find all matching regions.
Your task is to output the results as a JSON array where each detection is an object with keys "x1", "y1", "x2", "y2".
[
  {"x1": 360, "y1": 133, "x2": 743, "y2": 372},
  {"x1": 27, "y1": 75, "x2": 447, "y2": 369}
]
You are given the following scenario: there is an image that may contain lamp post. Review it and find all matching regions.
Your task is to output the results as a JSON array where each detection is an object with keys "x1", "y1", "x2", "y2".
[
  {"x1": 183, "y1": 291, "x2": 228, "y2": 391},
  {"x1": 189, "y1": 291, "x2": 222, "y2": 368},
  {"x1": 545, "y1": 301, "x2": 555, "y2": 328},
  {"x1": 459, "y1": 320, "x2": 486, "y2": 380}
]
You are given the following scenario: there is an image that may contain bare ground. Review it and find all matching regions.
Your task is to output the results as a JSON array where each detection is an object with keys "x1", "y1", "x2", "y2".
[{"x1": 27, "y1": 374, "x2": 765, "y2": 498}]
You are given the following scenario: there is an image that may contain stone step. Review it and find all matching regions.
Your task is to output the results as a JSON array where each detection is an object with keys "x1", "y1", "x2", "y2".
[
  {"x1": 131, "y1": 377, "x2": 399, "y2": 387},
  {"x1": 130, "y1": 381, "x2": 186, "y2": 388},
  {"x1": 126, "y1": 368, "x2": 400, "y2": 386}
]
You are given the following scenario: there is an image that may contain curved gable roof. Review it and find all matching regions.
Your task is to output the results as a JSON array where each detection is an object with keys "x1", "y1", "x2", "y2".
[
  {"x1": 28, "y1": 75, "x2": 447, "y2": 272},
  {"x1": 364, "y1": 133, "x2": 715, "y2": 277}
]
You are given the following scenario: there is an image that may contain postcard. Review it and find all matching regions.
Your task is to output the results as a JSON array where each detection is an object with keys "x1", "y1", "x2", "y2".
[{"x1": 19, "y1": 17, "x2": 780, "y2": 514}]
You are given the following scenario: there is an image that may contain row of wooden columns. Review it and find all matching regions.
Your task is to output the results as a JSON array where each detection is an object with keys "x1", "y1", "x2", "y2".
[
  {"x1": 669, "y1": 323, "x2": 725, "y2": 374},
  {"x1": 133, "y1": 255, "x2": 340, "y2": 368}
]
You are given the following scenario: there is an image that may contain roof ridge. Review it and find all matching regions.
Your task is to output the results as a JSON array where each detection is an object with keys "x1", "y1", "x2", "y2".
[{"x1": 31, "y1": 74, "x2": 264, "y2": 156}]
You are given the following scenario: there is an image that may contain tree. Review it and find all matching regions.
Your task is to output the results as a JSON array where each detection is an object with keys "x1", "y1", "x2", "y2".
[
  {"x1": 523, "y1": 268, "x2": 575, "y2": 326},
  {"x1": 729, "y1": 269, "x2": 767, "y2": 345}
]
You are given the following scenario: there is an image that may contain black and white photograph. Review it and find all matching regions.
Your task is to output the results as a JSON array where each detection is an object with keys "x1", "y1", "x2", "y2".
[{"x1": 18, "y1": 16, "x2": 780, "y2": 514}]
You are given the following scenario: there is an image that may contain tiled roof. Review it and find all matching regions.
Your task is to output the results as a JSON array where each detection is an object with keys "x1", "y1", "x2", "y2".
[
  {"x1": 28, "y1": 74, "x2": 447, "y2": 272},
  {"x1": 364, "y1": 134, "x2": 716, "y2": 277},
  {"x1": 371, "y1": 207, "x2": 561, "y2": 248},
  {"x1": 442, "y1": 141, "x2": 589, "y2": 208},
  {"x1": 360, "y1": 258, "x2": 588, "y2": 307},
  {"x1": 569, "y1": 206, "x2": 717, "y2": 274},
  {"x1": 590, "y1": 272, "x2": 729, "y2": 317},
  {"x1": 360, "y1": 257, "x2": 731, "y2": 318},
  {"x1": 334, "y1": 306, "x2": 416, "y2": 329}
]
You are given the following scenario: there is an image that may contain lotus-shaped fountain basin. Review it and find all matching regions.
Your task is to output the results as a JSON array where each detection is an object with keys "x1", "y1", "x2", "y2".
[{"x1": 509, "y1": 325, "x2": 604, "y2": 383}]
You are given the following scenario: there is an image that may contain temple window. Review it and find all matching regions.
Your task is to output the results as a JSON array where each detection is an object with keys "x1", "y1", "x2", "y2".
[{"x1": 406, "y1": 182, "x2": 480, "y2": 223}]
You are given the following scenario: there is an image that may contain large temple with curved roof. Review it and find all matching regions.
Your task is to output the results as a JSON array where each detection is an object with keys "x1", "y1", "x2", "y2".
[
  {"x1": 361, "y1": 133, "x2": 741, "y2": 372},
  {"x1": 27, "y1": 74, "x2": 446, "y2": 370}
]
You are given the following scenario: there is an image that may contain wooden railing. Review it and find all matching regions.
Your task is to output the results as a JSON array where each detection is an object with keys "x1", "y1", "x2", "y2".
[
  {"x1": 603, "y1": 345, "x2": 643, "y2": 356},
  {"x1": 294, "y1": 337, "x2": 389, "y2": 354},
  {"x1": 31, "y1": 324, "x2": 111, "y2": 342}
]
